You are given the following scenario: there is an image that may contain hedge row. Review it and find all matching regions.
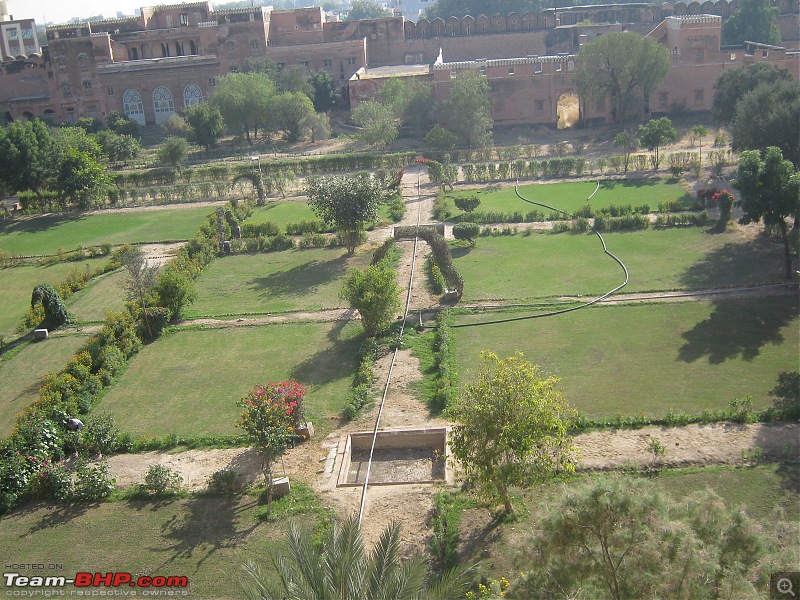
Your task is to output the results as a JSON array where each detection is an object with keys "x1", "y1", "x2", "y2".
[
  {"x1": 345, "y1": 339, "x2": 379, "y2": 420},
  {"x1": 431, "y1": 310, "x2": 457, "y2": 413},
  {"x1": 394, "y1": 226, "x2": 463, "y2": 298}
]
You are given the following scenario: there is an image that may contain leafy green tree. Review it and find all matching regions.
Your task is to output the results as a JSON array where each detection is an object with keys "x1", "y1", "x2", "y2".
[
  {"x1": 238, "y1": 382, "x2": 306, "y2": 514},
  {"x1": 241, "y1": 516, "x2": 475, "y2": 600},
  {"x1": 309, "y1": 68, "x2": 339, "y2": 112},
  {"x1": 73, "y1": 117, "x2": 104, "y2": 134},
  {"x1": 0, "y1": 119, "x2": 60, "y2": 197},
  {"x1": 211, "y1": 72, "x2": 276, "y2": 143},
  {"x1": 575, "y1": 32, "x2": 669, "y2": 124},
  {"x1": 105, "y1": 111, "x2": 140, "y2": 138},
  {"x1": 352, "y1": 100, "x2": 398, "y2": 148},
  {"x1": 377, "y1": 78, "x2": 436, "y2": 131},
  {"x1": 185, "y1": 103, "x2": 225, "y2": 156},
  {"x1": 55, "y1": 126, "x2": 104, "y2": 159},
  {"x1": 31, "y1": 284, "x2": 70, "y2": 329},
  {"x1": 55, "y1": 147, "x2": 109, "y2": 209},
  {"x1": 161, "y1": 113, "x2": 191, "y2": 138},
  {"x1": 454, "y1": 196, "x2": 480, "y2": 214},
  {"x1": 613, "y1": 130, "x2": 639, "y2": 173},
  {"x1": 425, "y1": 125, "x2": 458, "y2": 152},
  {"x1": 723, "y1": 0, "x2": 780, "y2": 46},
  {"x1": 340, "y1": 263, "x2": 400, "y2": 337},
  {"x1": 117, "y1": 245, "x2": 159, "y2": 339},
  {"x1": 270, "y1": 92, "x2": 315, "y2": 142},
  {"x1": 452, "y1": 222, "x2": 480, "y2": 247},
  {"x1": 157, "y1": 136, "x2": 189, "y2": 170},
  {"x1": 154, "y1": 268, "x2": 197, "y2": 321},
  {"x1": 734, "y1": 147, "x2": 799, "y2": 280},
  {"x1": 299, "y1": 111, "x2": 331, "y2": 143},
  {"x1": 442, "y1": 72, "x2": 493, "y2": 149},
  {"x1": 637, "y1": 117, "x2": 677, "y2": 170},
  {"x1": 94, "y1": 130, "x2": 140, "y2": 163},
  {"x1": 306, "y1": 174, "x2": 387, "y2": 254},
  {"x1": 447, "y1": 351, "x2": 577, "y2": 516},
  {"x1": 731, "y1": 79, "x2": 800, "y2": 167},
  {"x1": 346, "y1": 0, "x2": 391, "y2": 20},
  {"x1": 242, "y1": 56, "x2": 280, "y2": 78},
  {"x1": 712, "y1": 63, "x2": 792, "y2": 125},
  {"x1": 274, "y1": 65, "x2": 314, "y2": 97},
  {"x1": 513, "y1": 477, "x2": 774, "y2": 600}
]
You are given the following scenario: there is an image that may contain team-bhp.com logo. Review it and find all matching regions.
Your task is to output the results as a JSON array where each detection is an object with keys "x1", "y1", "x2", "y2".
[{"x1": 5, "y1": 572, "x2": 189, "y2": 593}]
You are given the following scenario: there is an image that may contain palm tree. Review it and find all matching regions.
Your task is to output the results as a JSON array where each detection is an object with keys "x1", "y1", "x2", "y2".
[{"x1": 240, "y1": 516, "x2": 474, "y2": 600}]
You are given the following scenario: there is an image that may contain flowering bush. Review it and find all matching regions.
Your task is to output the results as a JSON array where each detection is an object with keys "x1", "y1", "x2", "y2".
[{"x1": 238, "y1": 380, "x2": 307, "y2": 513}]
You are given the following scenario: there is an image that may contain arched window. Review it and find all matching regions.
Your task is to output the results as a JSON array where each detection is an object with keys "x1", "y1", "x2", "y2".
[
  {"x1": 174, "y1": 41, "x2": 183, "y2": 56},
  {"x1": 130, "y1": 46, "x2": 139, "y2": 60},
  {"x1": 123, "y1": 89, "x2": 145, "y2": 125},
  {"x1": 189, "y1": 40, "x2": 197, "y2": 55},
  {"x1": 183, "y1": 83, "x2": 203, "y2": 108},
  {"x1": 153, "y1": 86, "x2": 175, "y2": 123}
]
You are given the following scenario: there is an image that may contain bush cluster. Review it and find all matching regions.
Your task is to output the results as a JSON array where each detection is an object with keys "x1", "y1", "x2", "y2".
[
  {"x1": 653, "y1": 211, "x2": 710, "y2": 227},
  {"x1": 573, "y1": 204, "x2": 651, "y2": 219},
  {"x1": 425, "y1": 255, "x2": 445, "y2": 295},
  {"x1": 387, "y1": 193, "x2": 405, "y2": 223},
  {"x1": 285, "y1": 220, "x2": 331, "y2": 235}
]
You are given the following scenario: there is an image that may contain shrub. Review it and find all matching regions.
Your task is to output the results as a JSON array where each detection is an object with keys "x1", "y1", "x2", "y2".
[
  {"x1": 72, "y1": 460, "x2": 115, "y2": 501},
  {"x1": 387, "y1": 194, "x2": 405, "y2": 222},
  {"x1": 142, "y1": 464, "x2": 184, "y2": 495},
  {"x1": 80, "y1": 414, "x2": 130, "y2": 455},
  {"x1": 453, "y1": 222, "x2": 480, "y2": 246},
  {"x1": 240, "y1": 221, "x2": 280, "y2": 238},
  {"x1": 298, "y1": 232, "x2": 328, "y2": 248},
  {"x1": 285, "y1": 220, "x2": 326, "y2": 235},
  {"x1": 454, "y1": 196, "x2": 481, "y2": 214},
  {"x1": 433, "y1": 191, "x2": 451, "y2": 220},
  {"x1": 426, "y1": 255, "x2": 445, "y2": 295},
  {"x1": 394, "y1": 226, "x2": 463, "y2": 297}
]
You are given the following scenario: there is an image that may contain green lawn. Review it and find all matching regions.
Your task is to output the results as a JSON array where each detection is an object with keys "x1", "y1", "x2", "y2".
[
  {"x1": 446, "y1": 178, "x2": 693, "y2": 219},
  {"x1": 0, "y1": 205, "x2": 215, "y2": 256},
  {"x1": 186, "y1": 246, "x2": 372, "y2": 318},
  {"x1": 0, "y1": 496, "x2": 290, "y2": 599},
  {"x1": 453, "y1": 296, "x2": 799, "y2": 418},
  {"x1": 0, "y1": 258, "x2": 109, "y2": 337},
  {"x1": 249, "y1": 201, "x2": 320, "y2": 230},
  {"x1": 95, "y1": 321, "x2": 362, "y2": 437},
  {"x1": 453, "y1": 228, "x2": 788, "y2": 302},
  {"x1": 66, "y1": 269, "x2": 127, "y2": 323},
  {"x1": 0, "y1": 335, "x2": 88, "y2": 435}
]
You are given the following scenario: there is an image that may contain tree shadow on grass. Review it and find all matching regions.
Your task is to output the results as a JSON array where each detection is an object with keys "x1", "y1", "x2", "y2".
[
  {"x1": 0, "y1": 212, "x2": 87, "y2": 236},
  {"x1": 22, "y1": 501, "x2": 96, "y2": 536},
  {"x1": 599, "y1": 178, "x2": 659, "y2": 191},
  {"x1": 145, "y1": 495, "x2": 260, "y2": 571},
  {"x1": 290, "y1": 325, "x2": 361, "y2": 388},
  {"x1": 677, "y1": 295, "x2": 797, "y2": 364},
  {"x1": 248, "y1": 254, "x2": 349, "y2": 301},
  {"x1": 679, "y1": 236, "x2": 787, "y2": 290}
]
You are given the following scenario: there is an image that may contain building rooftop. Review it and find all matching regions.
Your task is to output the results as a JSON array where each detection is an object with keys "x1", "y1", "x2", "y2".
[{"x1": 358, "y1": 64, "x2": 430, "y2": 78}]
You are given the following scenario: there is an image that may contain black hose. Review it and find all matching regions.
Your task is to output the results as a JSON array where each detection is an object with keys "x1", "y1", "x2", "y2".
[{"x1": 451, "y1": 181, "x2": 630, "y2": 328}]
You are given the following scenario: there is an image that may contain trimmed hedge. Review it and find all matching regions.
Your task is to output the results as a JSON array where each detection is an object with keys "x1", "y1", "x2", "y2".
[
  {"x1": 394, "y1": 226, "x2": 463, "y2": 298},
  {"x1": 431, "y1": 310, "x2": 457, "y2": 413}
]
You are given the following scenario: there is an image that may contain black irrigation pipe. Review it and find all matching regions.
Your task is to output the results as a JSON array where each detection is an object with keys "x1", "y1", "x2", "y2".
[{"x1": 451, "y1": 181, "x2": 630, "y2": 328}]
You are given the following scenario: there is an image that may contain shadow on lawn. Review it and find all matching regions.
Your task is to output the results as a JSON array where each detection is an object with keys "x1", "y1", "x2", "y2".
[
  {"x1": 22, "y1": 501, "x2": 97, "y2": 536},
  {"x1": 598, "y1": 178, "x2": 659, "y2": 191},
  {"x1": 248, "y1": 254, "x2": 349, "y2": 300},
  {"x1": 149, "y1": 496, "x2": 260, "y2": 570},
  {"x1": 679, "y1": 236, "x2": 786, "y2": 290},
  {"x1": 677, "y1": 295, "x2": 797, "y2": 364},
  {"x1": 290, "y1": 326, "x2": 361, "y2": 387},
  {"x1": 0, "y1": 212, "x2": 87, "y2": 237}
]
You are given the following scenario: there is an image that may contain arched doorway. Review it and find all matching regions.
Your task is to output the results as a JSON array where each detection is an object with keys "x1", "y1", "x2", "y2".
[
  {"x1": 556, "y1": 92, "x2": 579, "y2": 129},
  {"x1": 123, "y1": 89, "x2": 145, "y2": 125},
  {"x1": 183, "y1": 83, "x2": 203, "y2": 108},
  {"x1": 153, "y1": 86, "x2": 175, "y2": 124}
]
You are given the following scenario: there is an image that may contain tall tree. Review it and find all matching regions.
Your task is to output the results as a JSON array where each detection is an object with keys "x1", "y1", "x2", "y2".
[
  {"x1": 442, "y1": 72, "x2": 493, "y2": 149},
  {"x1": 638, "y1": 117, "x2": 677, "y2": 171},
  {"x1": 575, "y1": 32, "x2": 669, "y2": 124},
  {"x1": 94, "y1": 130, "x2": 140, "y2": 163},
  {"x1": 712, "y1": 63, "x2": 792, "y2": 126},
  {"x1": 185, "y1": 103, "x2": 225, "y2": 156},
  {"x1": 340, "y1": 263, "x2": 400, "y2": 337},
  {"x1": 305, "y1": 173, "x2": 387, "y2": 253},
  {"x1": 309, "y1": 69, "x2": 339, "y2": 112},
  {"x1": 734, "y1": 147, "x2": 799, "y2": 280},
  {"x1": 346, "y1": 0, "x2": 391, "y2": 20},
  {"x1": 157, "y1": 136, "x2": 189, "y2": 170},
  {"x1": 117, "y1": 245, "x2": 159, "y2": 339},
  {"x1": 352, "y1": 100, "x2": 398, "y2": 148},
  {"x1": 240, "y1": 516, "x2": 475, "y2": 600},
  {"x1": 613, "y1": 130, "x2": 639, "y2": 173},
  {"x1": 299, "y1": 111, "x2": 331, "y2": 143},
  {"x1": 691, "y1": 124, "x2": 709, "y2": 170},
  {"x1": 270, "y1": 92, "x2": 315, "y2": 142},
  {"x1": 55, "y1": 147, "x2": 109, "y2": 210},
  {"x1": 723, "y1": 0, "x2": 781, "y2": 46},
  {"x1": 211, "y1": 73, "x2": 275, "y2": 144},
  {"x1": 731, "y1": 79, "x2": 800, "y2": 167},
  {"x1": 274, "y1": 65, "x2": 314, "y2": 97},
  {"x1": 0, "y1": 119, "x2": 60, "y2": 197},
  {"x1": 446, "y1": 351, "x2": 577, "y2": 516}
]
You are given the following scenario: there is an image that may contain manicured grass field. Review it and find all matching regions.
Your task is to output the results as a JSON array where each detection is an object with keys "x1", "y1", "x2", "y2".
[
  {"x1": 0, "y1": 335, "x2": 88, "y2": 435},
  {"x1": 0, "y1": 205, "x2": 215, "y2": 256},
  {"x1": 453, "y1": 296, "x2": 799, "y2": 418},
  {"x1": 0, "y1": 258, "x2": 109, "y2": 337},
  {"x1": 95, "y1": 321, "x2": 362, "y2": 437},
  {"x1": 249, "y1": 200, "x2": 319, "y2": 230},
  {"x1": 186, "y1": 246, "x2": 372, "y2": 317},
  {"x1": 452, "y1": 228, "x2": 787, "y2": 302},
  {"x1": 446, "y1": 178, "x2": 693, "y2": 218},
  {"x1": 65, "y1": 269, "x2": 127, "y2": 323},
  {"x1": 0, "y1": 495, "x2": 290, "y2": 599}
]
